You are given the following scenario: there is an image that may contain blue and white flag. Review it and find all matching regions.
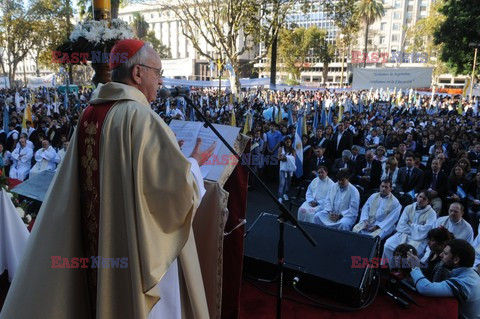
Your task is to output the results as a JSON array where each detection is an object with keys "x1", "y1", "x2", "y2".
[
  {"x1": 320, "y1": 101, "x2": 327, "y2": 127},
  {"x1": 294, "y1": 113, "x2": 304, "y2": 178}
]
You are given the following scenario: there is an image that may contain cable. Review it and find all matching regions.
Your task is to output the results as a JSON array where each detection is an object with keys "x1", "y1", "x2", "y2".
[
  {"x1": 291, "y1": 271, "x2": 381, "y2": 312},
  {"x1": 243, "y1": 269, "x2": 381, "y2": 312}
]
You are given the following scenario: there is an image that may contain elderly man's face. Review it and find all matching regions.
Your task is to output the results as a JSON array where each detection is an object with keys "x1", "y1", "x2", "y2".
[{"x1": 137, "y1": 46, "x2": 163, "y2": 103}]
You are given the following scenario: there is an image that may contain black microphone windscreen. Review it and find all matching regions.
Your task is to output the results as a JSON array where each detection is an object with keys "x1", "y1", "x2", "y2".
[{"x1": 159, "y1": 88, "x2": 171, "y2": 99}]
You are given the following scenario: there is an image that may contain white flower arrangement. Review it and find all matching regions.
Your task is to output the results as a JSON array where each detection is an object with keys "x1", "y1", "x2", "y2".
[
  {"x1": 16, "y1": 206, "x2": 25, "y2": 218},
  {"x1": 70, "y1": 19, "x2": 134, "y2": 45}
]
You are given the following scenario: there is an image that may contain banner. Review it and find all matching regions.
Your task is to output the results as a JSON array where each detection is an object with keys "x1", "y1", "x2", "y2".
[
  {"x1": 27, "y1": 74, "x2": 56, "y2": 88},
  {"x1": 352, "y1": 68, "x2": 433, "y2": 89},
  {"x1": 0, "y1": 77, "x2": 10, "y2": 89},
  {"x1": 162, "y1": 58, "x2": 194, "y2": 78}
]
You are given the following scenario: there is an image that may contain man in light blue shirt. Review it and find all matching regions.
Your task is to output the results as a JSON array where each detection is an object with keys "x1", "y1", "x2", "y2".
[{"x1": 408, "y1": 239, "x2": 480, "y2": 319}]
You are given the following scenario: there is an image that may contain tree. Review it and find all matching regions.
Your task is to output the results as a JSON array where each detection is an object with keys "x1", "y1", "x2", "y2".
[
  {"x1": 277, "y1": 26, "x2": 326, "y2": 83},
  {"x1": 157, "y1": 0, "x2": 304, "y2": 95},
  {"x1": 406, "y1": 0, "x2": 447, "y2": 83},
  {"x1": 320, "y1": 40, "x2": 335, "y2": 85},
  {"x1": 144, "y1": 31, "x2": 171, "y2": 59},
  {"x1": 130, "y1": 13, "x2": 171, "y2": 58},
  {"x1": 131, "y1": 12, "x2": 148, "y2": 39},
  {"x1": 434, "y1": 0, "x2": 480, "y2": 76},
  {"x1": 0, "y1": 0, "x2": 34, "y2": 84},
  {"x1": 355, "y1": 0, "x2": 384, "y2": 67}
]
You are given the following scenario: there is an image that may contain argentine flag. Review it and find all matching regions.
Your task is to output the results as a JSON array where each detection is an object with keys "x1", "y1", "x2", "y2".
[{"x1": 294, "y1": 113, "x2": 304, "y2": 178}]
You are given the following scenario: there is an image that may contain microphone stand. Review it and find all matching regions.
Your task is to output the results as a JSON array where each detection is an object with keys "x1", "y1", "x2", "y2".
[{"x1": 183, "y1": 96, "x2": 317, "y2": 319}]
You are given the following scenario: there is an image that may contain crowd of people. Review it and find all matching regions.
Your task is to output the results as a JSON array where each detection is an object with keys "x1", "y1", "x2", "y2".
[{"x1": 1, "y1": 83, "x2": 480, "y2": 317}]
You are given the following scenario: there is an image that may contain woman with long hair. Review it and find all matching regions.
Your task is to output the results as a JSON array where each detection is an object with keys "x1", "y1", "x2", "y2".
[
  {"x1": 277, "y1": 136, "x2": 296, "y2": 202},
  {"x1": 447, "y1": 164, "x2": 469, "y2": 207}
]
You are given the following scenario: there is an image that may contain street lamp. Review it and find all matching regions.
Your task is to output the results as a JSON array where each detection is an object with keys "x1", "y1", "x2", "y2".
[{"x1": 469, "y1": 42, "x2": 480, "y2": 102}]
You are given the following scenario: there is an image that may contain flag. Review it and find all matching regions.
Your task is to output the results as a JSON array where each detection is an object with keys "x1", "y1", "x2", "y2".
[
  {"x1": 463, "y1": 78, "x2": 471, "y2": 98},
  {"x1": 230, "y1": 110, "x2": 236, "y2": 127},
  {"x1": 15, "y1": 92, "x2": 21, "y2": 113},
  {"x1": 3, "y1": 102, "x2": 9, "y2": 133},
  {"x1": 302, "y1": 110, "x2": 307, "y2": 136},
  {"x1": 190, "y1": 105, "x2": 196, "y2": 122},
  {"x1": 294, "y1": 113, "x2": 304, "y2": 178},
  {"x1": 338, "y1": 103, "x2": 343, "y2": 122},
  {"x1": 320, "y1": 101, "x2": 327, "y2": 127},
  {"x1": 276, "y1": 105, "x2": 282, "y2": 124},
  {"x1": 22, "y1": 103, "x2": 32, "y2": 133},
  {"x1": 63, "y1": 89, "x2": 68, "y2": 109},
  {"x1": 312, "y1": 107, "x2": 319, "y2": 132},
  {"x1": 287, "y1": 105, "x2": 293, "y2": 126},
  {"x1": 165, "y1": 98, "x2": 170, "y2": 115},
  {"x1": 243, "y1": 111, "x2": 253, "y2": 134}
]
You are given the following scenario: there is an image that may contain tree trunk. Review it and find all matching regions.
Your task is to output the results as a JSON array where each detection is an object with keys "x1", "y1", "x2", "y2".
[
  {"x1": 270, "y1": 31, "x2": 278, "y2": 89},
  {"x1": 323, "y1": 61, "x2": 329, "y2": 85},
  {"x1": 229, "y1": 73, "x2": 240, "y2": 97},
  {"x1": 363, "y1": 22, "x2": 369, "y2": 68},
  {"x1": 111, "y1": 0, "x2": 119, "y2": 19}
]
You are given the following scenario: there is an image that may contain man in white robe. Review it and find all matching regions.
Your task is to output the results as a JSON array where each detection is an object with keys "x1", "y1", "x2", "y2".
[
  {"x1": 313, "y1": 169, "x2": 360, "y2": 231},
  {"x1": 9, "y1": 136, "x2": 33, "y2": 180},
  {"x1": 421, "y1": 202, "x2": 474, "y2": 263},
  {"x1": 353, "y1": 179, "x2": 401, "y2": 239},
  {"x1": 1, "y1": 39, "x2": 215, "y2": 319},
  {"x1": 383, "y1": 190, "x2": 437, "y2": 266},
  {"x1": 298, "y1": 165, "x2": 334, "y2": 223},
  {"x1": 473, "y1": 225, "x2": 480, "y2": 272},
  {"x1": 30, "y1": 139, "x2": 58, "y2": 177}
]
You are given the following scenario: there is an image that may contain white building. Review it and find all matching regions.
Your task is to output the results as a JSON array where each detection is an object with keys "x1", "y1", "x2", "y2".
[
  {"x1": 118, "y1": 3, "x2": 257, "y2": 81},
  {"x1": 255, "y1": 0, "x2": 464, "y2": 88}
]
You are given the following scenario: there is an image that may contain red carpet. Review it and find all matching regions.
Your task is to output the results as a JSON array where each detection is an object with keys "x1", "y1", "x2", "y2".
[{"x1": 239, "y1": 278, "x2": 458, "y2": 319}]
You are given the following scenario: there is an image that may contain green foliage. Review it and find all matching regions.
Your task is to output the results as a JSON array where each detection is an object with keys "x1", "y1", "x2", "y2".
[
  {"x1": 130, "y1": 13, "x2": 171, "y2": 59},
  {"x1": 407, "y1": 0, "x2": 448, "y2": 80},
  {"x1": 355, "y1": 0, "x2": 384, "y2": 66},
  {"x1": 131, "y1": 12, "x2": 148, "y2": 39},
  {"x1": 277, "y1": 26, "x2": 326, "y2": 81},
  {"x1": 144, "y1": 31, "x2": 171, "y2": 59},
  {"x1": 324, "y1": 0, "x2": 360, "y2": 47},
  {"x1": 434, "y1": 0, "x2": 480, "y2": 75}
]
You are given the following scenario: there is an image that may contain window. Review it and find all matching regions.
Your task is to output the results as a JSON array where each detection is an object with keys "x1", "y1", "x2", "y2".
[
  {"x1": 394, "y1": 1, "x2": 401, "y2": 8},
  {"x1": 407, "y1": 5, "x2": 414, "y2": 11},
  {"x1": 394, "y1": 11, "x2": 401, "y2": 19},
  {"x1": 380, "y1": 36, "x2": 386, "y2": 44},
  {"x1": 392, "y1": 23, "x2": 400, "y2": 31},
  {"x1": 381, "y1": 22, "x2": 387, "y2": 30},
  {"x1": 420, "y1": 5, "x2": 427, "y2": 11},
  {"x1": 392, "y1": 34, "x2": 399, "y2": 42},
  {"x1": 151, "y1": 13, "x2": 154, "y2": 18}
]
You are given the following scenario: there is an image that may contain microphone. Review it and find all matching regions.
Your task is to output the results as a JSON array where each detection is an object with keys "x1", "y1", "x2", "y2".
[
  {"x1": 380, "y1": 285, "x2": 409, "y2": 308},
  {"x1": 159, "y1": 86, "x2": 190, "y2": 98}
]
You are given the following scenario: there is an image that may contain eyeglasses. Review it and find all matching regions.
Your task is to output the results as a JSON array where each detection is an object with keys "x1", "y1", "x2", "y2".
[{"x1": 137, "y1": 64, "x2": 164, "y2": 78}]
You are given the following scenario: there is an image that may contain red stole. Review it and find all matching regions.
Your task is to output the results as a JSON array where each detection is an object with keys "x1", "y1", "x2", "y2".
[{"x1": 77, "y1": 102, "x2": 115, "y2": 317}]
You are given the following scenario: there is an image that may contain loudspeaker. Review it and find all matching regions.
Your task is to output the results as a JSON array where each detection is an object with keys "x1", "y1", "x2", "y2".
[{"x1": 244, "y1": 212, "x2": 380, "y2": 307}]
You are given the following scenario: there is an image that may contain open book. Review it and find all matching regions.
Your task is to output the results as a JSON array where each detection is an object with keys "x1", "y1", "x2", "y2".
[{"x1": 169, "y1": 120, "x2": 241, "y2": 182}]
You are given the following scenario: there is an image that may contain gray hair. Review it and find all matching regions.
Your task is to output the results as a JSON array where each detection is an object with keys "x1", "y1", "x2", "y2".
[
  {"x1": 342, "y1": 150, "x2": 352, "y2": 158},
  {"x1": 111, "y1": 42, "x2": 153, "y2": 82}
]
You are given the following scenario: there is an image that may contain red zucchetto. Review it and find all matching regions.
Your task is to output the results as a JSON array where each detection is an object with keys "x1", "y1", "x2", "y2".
[{"x1": 109, "y1": 39, "x2": 145, "y2": 70}]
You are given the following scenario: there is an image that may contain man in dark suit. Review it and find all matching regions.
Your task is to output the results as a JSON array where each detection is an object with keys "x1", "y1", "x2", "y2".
[
  {"x1": 332, "y1": 122, "x2": 353, "y2": 160},
  {"x1": 421, "y1": 158, "x2": 448, "y2": 214},
  {"x1": 331, "y1": 149, "x2": 355, "y2": 181},
  {"x1": 354, "y1": 150, "x2": 382, "y2": 193},
  {"x1": 467, "y1": 143, "x2": 480, "y2": 170},
  {"x1": 350, "y1": 145, "x2": 365, "y2": 170},
  {"x1": 395, "y1": 152, "x2": 424, "y2": 194},
  {"x1": 309, "y1": 145, "x2": 331, "y2": 179}
]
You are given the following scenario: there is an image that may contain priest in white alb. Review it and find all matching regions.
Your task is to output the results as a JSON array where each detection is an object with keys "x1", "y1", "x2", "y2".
[
  {"x1": 313, "y1": 169, "x2": 360, "y2": 231},
  {"x1": 298, "y1": 165, "x2": 334, "y2": 223},
  {"x1": 29, "y1": 139, "x2": 58, "y2": 177},
  {"x1": 383, "y1": 190, "x2": 437, "y2": 266},
  {"x1": 352, "y1": 179, "x2": 401, "y2": 239}
]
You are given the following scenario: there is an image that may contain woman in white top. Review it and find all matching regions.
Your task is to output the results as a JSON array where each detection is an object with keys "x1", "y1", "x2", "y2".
[
  {"x1": 278, "y1": 136, "x2": 296, "y2": 202},
  {"x1": 374, "y1": 146, "x2": 388, "y2": 164},
  {"x1": 298, "y1": 166, "x2": 334, "y2": 223}
]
